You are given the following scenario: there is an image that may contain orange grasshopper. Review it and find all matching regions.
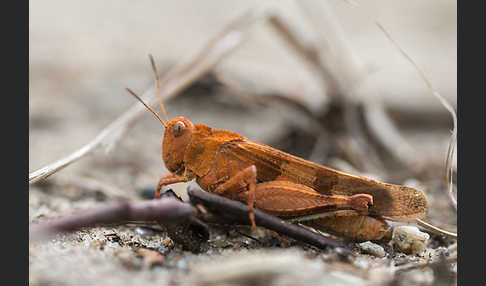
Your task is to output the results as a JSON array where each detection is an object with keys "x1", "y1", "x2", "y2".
[{"x1": 126, "y1": 55, "x2": 427, "y2": 241}]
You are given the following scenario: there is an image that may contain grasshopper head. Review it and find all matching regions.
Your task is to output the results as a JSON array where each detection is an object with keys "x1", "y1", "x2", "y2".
[
  {"x1": 126, "y1": 55, "x2": 196, "y2": 176},
  {"x1": 162, "y1": 117, "x2": 194, "y2": 175}
]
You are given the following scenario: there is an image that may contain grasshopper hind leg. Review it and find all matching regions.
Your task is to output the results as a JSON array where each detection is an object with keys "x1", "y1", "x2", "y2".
[
  {"x1": 241, "y1": 180, "x2": 373, "y2": 217},
  {"x1": 210, "y1": 167, "x2": 376, "y2": 239},
  {"x1": 213, "y1": 165, "x2": 258, "y2": 231}
]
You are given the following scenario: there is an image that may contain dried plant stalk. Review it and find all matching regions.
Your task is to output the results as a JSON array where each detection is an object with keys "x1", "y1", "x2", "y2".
[
  {"x1": 30, "y1": 198, "x2": 196, "y2": 242},
  {"x1": 187, "y1": 186, "x2": 348, "y2": 251},
  {"x1": 295, "y1": 0, "x2": 376, "y2": 96},
  {"x1": 266, "y1": 11, "x2": 378, "y2": 173},
  {"x1": 377, "y1": 23, "x2": 457, "y2": 210},
  {"x1": 29, "y1": 9, "x2": 258, "y2": 185},
  {"x1": 267, "y1": 14, "x2": 338, "y2": 96},
  {"x1": 296, "y1": 0, "x2": 425, "y2": 172},
  {"x1": 376, "y1": 22, "x2": 457, "y2": 238},
  {"x1": 267, "y1": 2, "x2": 417, "y2": 174},
  {"x1": 415, "y1": 219, "x2": 457, "y2": 239}
]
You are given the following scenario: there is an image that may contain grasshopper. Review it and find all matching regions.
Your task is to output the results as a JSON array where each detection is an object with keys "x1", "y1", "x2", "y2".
[{"x1": 126, "y1": 55, "x2": 427, "y2": 241}]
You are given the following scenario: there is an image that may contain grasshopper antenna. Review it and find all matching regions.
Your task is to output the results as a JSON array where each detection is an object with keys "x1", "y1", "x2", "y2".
[
  {"x1": 148, "y1": 54, "x2": 170, "y2": 125},
  {"x1": 125, "y1": 88, "x2": 167, "y2": 128}
]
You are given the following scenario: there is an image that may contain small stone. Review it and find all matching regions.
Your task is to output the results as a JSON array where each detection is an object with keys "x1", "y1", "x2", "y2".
[
  {"x1": 134, "y1": 227, "x2": 153, "y2": 238},
  {"x1": 358, "y1": 241, "x2": 386, "y2": 258},
  {"x1": 393, "y1": 226, "x2": 429, "y2": 255}
]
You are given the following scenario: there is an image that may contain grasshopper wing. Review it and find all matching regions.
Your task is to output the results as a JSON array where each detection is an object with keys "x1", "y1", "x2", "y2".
[{"x1": 223, "y1": 140, "x2": 427, "y2": 221}]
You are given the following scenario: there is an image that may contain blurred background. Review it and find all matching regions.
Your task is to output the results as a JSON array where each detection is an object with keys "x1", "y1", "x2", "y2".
[{"x1": 29, "y1": 1, "x2": 457, "y2": 285}]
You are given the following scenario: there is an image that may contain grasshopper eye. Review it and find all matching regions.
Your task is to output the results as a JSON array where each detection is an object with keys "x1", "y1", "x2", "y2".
[{"x1": 173, "y1": 121, "x2": 186, "y2": 137}]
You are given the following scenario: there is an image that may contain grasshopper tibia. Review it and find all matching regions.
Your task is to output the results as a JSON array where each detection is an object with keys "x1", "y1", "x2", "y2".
[{"x1": 155, "y1": 173, "x2": 190, "y2": 199}]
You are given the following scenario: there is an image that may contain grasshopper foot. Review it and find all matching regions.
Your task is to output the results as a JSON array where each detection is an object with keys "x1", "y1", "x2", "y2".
[{"x1": 249, "y1": 211, "x2": 257, "y2": 231}]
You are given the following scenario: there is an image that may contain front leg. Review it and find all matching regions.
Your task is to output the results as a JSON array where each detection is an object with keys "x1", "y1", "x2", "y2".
[{"x1": 155, "y1": 173, "x2": 190, "y2": 199}]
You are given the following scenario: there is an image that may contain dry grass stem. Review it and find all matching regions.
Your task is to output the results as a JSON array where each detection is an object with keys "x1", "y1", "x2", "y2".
[
  {"x1": 376, "y1": 22, "x2": 457, "y2": 238},
  {"x1": 29, "y1": 9, "x2": 259, "y2": 185},
  {"x1": 415, "y1": 218, "x2": 457, "y2": 239},
  {"x1": 376, "y1": 22, "x2": 457, "y2": 209}
]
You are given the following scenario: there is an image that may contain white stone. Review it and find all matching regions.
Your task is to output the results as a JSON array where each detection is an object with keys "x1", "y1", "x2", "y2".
[
  {"x1": 358, "y1": 241, "x2": 386, "y2": 258},
  {"x1": 393, "y1": 226, "x2": 429, "y2": 255}
]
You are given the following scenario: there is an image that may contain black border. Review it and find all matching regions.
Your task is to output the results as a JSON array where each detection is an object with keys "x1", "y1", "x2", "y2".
[
  {"x1": 455, "y1": 1, "x2": 469, "y2": 283},
  {"x1": 5, "y1": 0, "x2": 29, "y2": 284}
]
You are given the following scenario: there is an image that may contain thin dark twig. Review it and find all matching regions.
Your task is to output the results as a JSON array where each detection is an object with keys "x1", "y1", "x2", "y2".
[
  {"x1": 29, "y1": 198, "x2": 196, "y2": 242},
  {"x1": 187, "y1": 186, "x2": 348, "y2": 251}
]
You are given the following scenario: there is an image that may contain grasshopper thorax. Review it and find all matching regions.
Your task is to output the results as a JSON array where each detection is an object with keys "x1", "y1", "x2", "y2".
[{"x1": 162, "y1": 117, "x2": 195, "y2": 175}]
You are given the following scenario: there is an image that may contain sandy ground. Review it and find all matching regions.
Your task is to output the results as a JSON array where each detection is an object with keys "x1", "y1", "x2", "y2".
[{"x1": 29, "y1": 1, "x2": 457, "y2": 285}]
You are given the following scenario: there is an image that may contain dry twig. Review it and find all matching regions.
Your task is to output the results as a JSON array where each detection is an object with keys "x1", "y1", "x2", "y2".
[
  {"x1": 267, "y1": 3, "x2": 412, "y2": 175},
  {"x1": 29, "y1": 198, "x2": 196, "y2": 242},
  {"x1": 295, "y1": 0, "x2": 424, "y2": 173},
  {"x1": 266, "y1": 12, "x2": 378, "y2": 172},
  {"x1": 187, "y1": 185, "x2": 348, "y2": 251},
  {"x1": 29, "y1": 9, "x2": 259, "y2": 185}
]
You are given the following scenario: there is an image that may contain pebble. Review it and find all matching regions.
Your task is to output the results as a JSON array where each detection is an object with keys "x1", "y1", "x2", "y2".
[
  {"x1": 134, "y1": 227, "x2": 154, "y2": 238},
  {"x1": 393, "y1": 226, "x2": 429, "y2": 255},
  {"x1": 358, "y1": 241, "x2": 386, "y2": 258}
]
